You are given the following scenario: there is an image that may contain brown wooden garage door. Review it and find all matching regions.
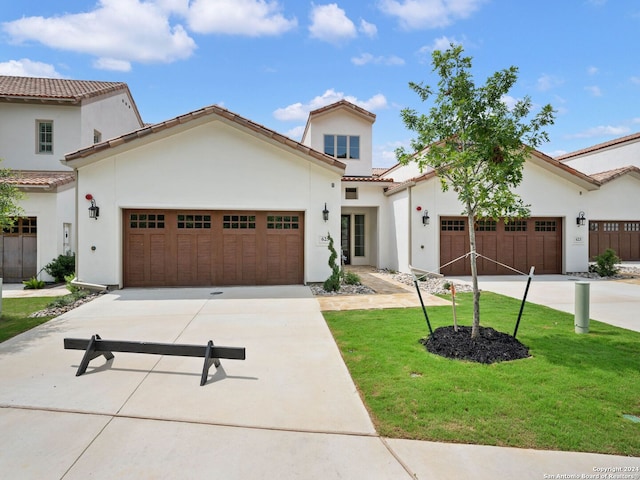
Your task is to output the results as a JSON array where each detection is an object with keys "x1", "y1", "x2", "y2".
[
  {"x1": 124, "y1": 210, "x2": 304, "y2": 287},
  {"x1": 589, "y1": 221, "x2": 640, "y2": 261},
  {"x1": 0, "y1": 217, "x2": 37, "y2": 282},
  {"x1": 440, "y1": 217, "x2": 562, "y2": 275}
]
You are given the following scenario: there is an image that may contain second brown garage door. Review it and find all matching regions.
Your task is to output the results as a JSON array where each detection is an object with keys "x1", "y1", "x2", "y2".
[
  {"x1": 124, "y1": 210, "x2": 304, "y2": 287},
  {"x1": 440, "y1": 217, "x2": 562, "y2": 275},
  {"x1": 589, "y1": 221, "x2": 640, "y2": 261}
]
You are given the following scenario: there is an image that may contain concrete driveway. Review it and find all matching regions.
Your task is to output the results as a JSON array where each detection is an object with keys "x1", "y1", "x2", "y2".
[
  {"x1": 451, "y1": 274, "x2": 640, "y2": 333},
  {"x1": 1, "y1": 285, "x2": 638, "y2": 479}
]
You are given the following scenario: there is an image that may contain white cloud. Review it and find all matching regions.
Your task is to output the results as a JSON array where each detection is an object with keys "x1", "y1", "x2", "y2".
[
  {"x1": 93, "y1": 58, "x2": 131, "y2": 72},
  {"x1": 587, "y1": 65, "x2": 599, "y2": 75},
  {"x1": 566, "y1": 125, "x2": 629, "y2": 139},
  {"x1": 274, "y1": 89, "x2": 388, "y2": 121},
  {"x1": 418, "y1": 35, "x2": 462, "y2": 60},
  {"x1": 584, "y1": 85, "x2": 602, "y2": 97},
  {"x1": 631, "y1": 76, "x2": 640, "y2": 85},
  {"x1": 351, "y1": 53, "x2": 405, "y2": 66},
  {"x1": 286, "y1": 125, "x2": 306, "y2": 140},
  {"x1": 187, "y1": 0, "x2": 297, "y2": 35},
  {"x1": 536, "y1": 73, "x2": 564, "y2": 91},
  {"x1": 379, "y1": 0, "x2": 486, "y2": 30},
  {"x1": 2, "y1": 0, "x2": 196, "y2": 68},
  {"x1": 359, "y1": 19, "x2": 377, "y2": 37},
  {"x1": 309, "y1": 3, "x2": 357, "y2": 44},
  {"x1": 500, "y1": 95, "x2": 518, "y2": 110},
  {"x1": 0, "y1": 58, "x2": 64, "y2": 77}
]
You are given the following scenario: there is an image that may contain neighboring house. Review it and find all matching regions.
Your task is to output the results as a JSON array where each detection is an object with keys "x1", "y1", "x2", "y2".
[
  {"x1": 63, "y1": 99, "x2": 640, "y2": 289},
  {"x1": 0, "y1": 76, "x2": 143, "y2": 282},
  {"x1": 559, "y1": 133, "x2": 640, "y2": 261}
]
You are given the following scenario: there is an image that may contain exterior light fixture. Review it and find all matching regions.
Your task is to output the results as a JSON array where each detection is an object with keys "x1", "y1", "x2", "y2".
[
  {"x1": 422, "y1": 210, "x2": 430, "y2": 226},
  {"x1": 86, "y1": 194, "x2": 99, "y2": 220},
  {"x1": 576, "y1": 211, "x2": 586, "y2": 226},
  {"x1": 322, "y1": 203, "x2": 329, "y2": 222}
]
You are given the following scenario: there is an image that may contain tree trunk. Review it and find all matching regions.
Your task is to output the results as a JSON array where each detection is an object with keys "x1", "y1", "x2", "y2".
[{"x1": 467, "y1": 208, "x2": 481, "y2": 338}]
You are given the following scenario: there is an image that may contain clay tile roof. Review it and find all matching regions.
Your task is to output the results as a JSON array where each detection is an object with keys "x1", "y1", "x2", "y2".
[
  {"x1": 342, "y1": 176, "x2": 395, "y2": 182},
  {"x1": 3, "y1": 170, "x2": 75, "y2": 189},
  {"x1": 0, "y1": 76, "x2": 128, "y2": 103},
  {"x1": 308, "y1": 99, "x2": 376, "y2": 122},
  {"x1": 557, "y1": 132, "x2": 640, "y2": 161},
  {"x1": 590, "y1": 166, "x2": 640, "y2": 183},
  {"x1": 65, "y1": 104, "x2": 346, "y2": 172}
]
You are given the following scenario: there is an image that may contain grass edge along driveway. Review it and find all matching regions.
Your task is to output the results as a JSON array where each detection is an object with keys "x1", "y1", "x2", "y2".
[{"x1": 324, "y1": 292, "x2": 640, "y2": 457}]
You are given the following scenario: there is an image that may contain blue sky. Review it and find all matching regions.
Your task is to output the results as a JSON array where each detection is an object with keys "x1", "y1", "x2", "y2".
[{"x1": 1, "y1": 0, "x2": 639, "y2": 167}]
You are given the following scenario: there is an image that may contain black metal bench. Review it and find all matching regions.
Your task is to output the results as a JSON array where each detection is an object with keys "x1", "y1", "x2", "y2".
[{"x1": 64, "y1": 334, "x2": 246, "y2": 386}]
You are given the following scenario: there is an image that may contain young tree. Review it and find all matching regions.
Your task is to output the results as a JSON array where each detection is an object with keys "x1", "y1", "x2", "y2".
[
  {"x1": 396, "y1": 45, "x2": 555, "y2": 338},
  {"x1": 0, "y1": 162, "x2": 25, "y2": 230}
]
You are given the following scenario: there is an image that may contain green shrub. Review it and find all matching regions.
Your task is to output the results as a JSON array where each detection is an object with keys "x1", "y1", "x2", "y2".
[
  {"x1": 343, "y1": 271, "x2": 361, "y2": 285},
  {"x1": 47, "y1": 290, "x2": 89, "y2": 309},
  {"x1": 591, "y1": 248, "x2": 620, "y2": 277},
  {"x1": 23, "y1": 277, "x2": 45, "y2": 289},
  {"x1": 44, "y1": 254, "x2": 75, "y2": 282},
  {"x1": 323, "y1": 233, "x2": 341, "y2": 292},
  {"x1": 64, "y1": 273, "x2": 80, "y2": 294}
]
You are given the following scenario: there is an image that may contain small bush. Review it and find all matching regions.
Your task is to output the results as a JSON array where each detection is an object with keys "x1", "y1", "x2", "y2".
[
  {"x1": 323, "y1": 233, "x2": 341, "y2": 292},
  {"x1": 343, "y1": 271, "x2": 361, "y2": 285},
  {"x1": 64, "y1": 273, "x2": 80, "y2": 294},
  {"x1": 47, "y1": 290, "x2": 89, "y2": 309},
  {"x1": 44, "y1": 254, "x2": 75, "y2": 282},
  {"x1": 591, "y1": 248, "x2": 620, "y2": 277},
  {"x1": 23, "y1": 277, "x2": 45, "y2": 289}
]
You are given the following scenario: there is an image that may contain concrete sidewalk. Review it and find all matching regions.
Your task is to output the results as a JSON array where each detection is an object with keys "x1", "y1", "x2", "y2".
[
  {"x1": 451, "y1": 274, "x2": 640, "y2": 333},
  {"x1": 1, "y1": 286, "x2": 638, "y2": 479}
]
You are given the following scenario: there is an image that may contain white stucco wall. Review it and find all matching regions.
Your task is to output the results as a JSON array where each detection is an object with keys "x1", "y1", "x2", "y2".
[
  {"x1": 584, "y1": 174, "x2": 640, "y2": 220},
  {"x1": 0, "y1": 103, "x2": 80, "y2": 171},
  {"x1": 75, "y1": 118, "x2": 342, "y2": 287},
  {"x1": 302, "y1": 109, "x2": 373, "y2": 177},
  {"x1": 563, "y1": 139, "x2": 640, "y2": 174},
  {"x1": 80, "y1": 91, "x2": 143, "y2": 146}
]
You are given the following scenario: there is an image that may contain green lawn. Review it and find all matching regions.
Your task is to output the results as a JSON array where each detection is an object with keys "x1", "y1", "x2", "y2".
[
  {"x1": 0, "y1": 297, "x2": 56, "y2": 343},
  {"x1": 324, "y1": 292, "x2": 640, "y2": 456}
]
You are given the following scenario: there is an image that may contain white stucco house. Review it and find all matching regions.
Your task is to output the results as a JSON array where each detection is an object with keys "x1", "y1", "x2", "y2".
[
  {"x1": 0, "y1": 76, "x2": 143, "y2": 282},
  {"x1": 61, "y1": 98, "x2": 640, "y2": 289},
  {"x1": 558, "y1": 133, "x2": 640, "y2": 262}
]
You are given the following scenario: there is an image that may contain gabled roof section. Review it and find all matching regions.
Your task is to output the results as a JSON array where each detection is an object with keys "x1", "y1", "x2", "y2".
[
  {"x1": 590, "y1": 166, "x2": 640, "y2": 184},
  {"x1": 2, "y1": 170, "x2": 75, "y2": 190},
  {"x1": 528, "y1": 149, "x2": 600, "y2": 190},
  {"x1": 557, "y1": 132, "x2": 640, "y2": 161},
  {"x1": 64, "y1": 104, "x2": 346, "y2": 173},
  {"x1": 342, "y1": 176, "x2": 395, "y2": 183},
  {"x1": 301, "y1": 99, "x2": 376, "y2": 143},
  {"x1": 308, "y1": 99, "x2": 376, "y2": 123}
]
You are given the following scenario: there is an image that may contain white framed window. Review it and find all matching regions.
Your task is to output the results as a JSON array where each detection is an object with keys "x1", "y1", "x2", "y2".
[
  {"x1": 324, "y1": 135, "x2": 360, "y2": 159},
  {"x1": 37, "y1": 120, "x2": 53, "y2": 154},
  {"x1": 93, "y1": 129, "x2": 102, "y2": 144}
]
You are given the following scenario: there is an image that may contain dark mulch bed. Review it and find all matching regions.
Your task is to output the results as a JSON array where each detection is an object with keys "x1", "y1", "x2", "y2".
[{"x1": 420, "y1": 325, "x2": 530, "y2": 364}]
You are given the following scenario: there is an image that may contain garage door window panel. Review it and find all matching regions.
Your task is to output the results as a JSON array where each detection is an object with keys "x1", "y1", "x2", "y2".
[{"x1": 130, "y1": 213, "x2": 165, "y2": 229}]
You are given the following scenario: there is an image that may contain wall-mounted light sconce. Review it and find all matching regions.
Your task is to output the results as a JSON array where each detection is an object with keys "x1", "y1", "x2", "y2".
[
  {"x1": 576, "y1": 211, "x2": 586, "y2": 227},
  {"x1": 322, "y1": 203, "x2": 329, "y2": 222},
  {"x1": 422, "y1": 210, "x2": 430, "y2": 226},
  {"x1": 86, "y1": 194, "x2": 100, "y2": 220}
]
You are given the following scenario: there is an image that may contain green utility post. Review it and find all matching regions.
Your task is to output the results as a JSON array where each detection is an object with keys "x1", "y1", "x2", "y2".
[{"x1": 574, "y1": 281, "x2": 590, "y2": 334}]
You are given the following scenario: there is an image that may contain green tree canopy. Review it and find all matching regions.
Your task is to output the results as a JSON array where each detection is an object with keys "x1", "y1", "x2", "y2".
[
  {"x1": 0, "y1": 162, "x2": 25, "y2": 231},
  {"x1": 397, "y1": 45, "x2": 555, "y2": 338}
]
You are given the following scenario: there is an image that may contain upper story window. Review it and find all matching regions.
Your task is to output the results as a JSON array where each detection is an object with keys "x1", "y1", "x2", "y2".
[
  {"x1": 324, "y1": 135, "x2": 359, "y2": 160},
  {"x1": 37, "y1": 120, "x2": 53, "y2": 154},
  {"x1": 93, "y1": 130, "x2": 102, "y2": 144}
]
